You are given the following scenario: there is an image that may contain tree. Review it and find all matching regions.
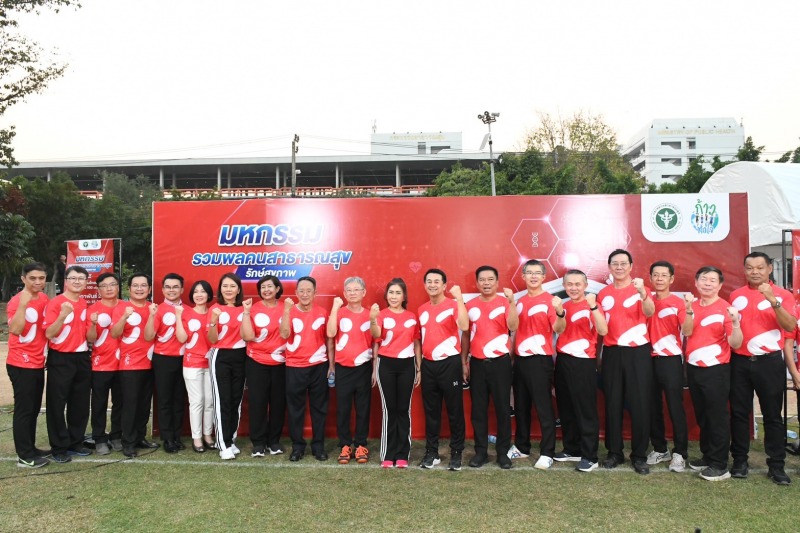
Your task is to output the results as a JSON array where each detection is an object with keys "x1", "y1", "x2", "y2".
[
  {"x1": 775, "y1": 146, "x2": 800, "y2": 164},
  {"x1": 0, "y1": 1, "x2": 79, "y2": 167},
  {"x1": 735, "y1": 136, "x2": 764, "y2": 162}
]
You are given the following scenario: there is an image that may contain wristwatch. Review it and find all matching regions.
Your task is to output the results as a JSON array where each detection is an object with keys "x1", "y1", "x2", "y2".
[{"x1": 771, "y1": 300, "x2": 781, "y2": 309}]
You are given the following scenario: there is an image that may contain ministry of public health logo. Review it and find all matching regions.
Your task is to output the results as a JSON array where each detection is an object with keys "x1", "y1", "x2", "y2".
[
  {"x1": 691, "y1": 199, "x2": 719, "y2": 235},
  {"x1": 651, "y1": 203, "x2": 682, "y2": 234}
]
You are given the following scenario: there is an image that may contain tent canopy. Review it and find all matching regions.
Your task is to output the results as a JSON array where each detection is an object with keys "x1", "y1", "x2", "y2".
[{"x1": 700, "y1": 162, "x2": 800, "y2": 247}]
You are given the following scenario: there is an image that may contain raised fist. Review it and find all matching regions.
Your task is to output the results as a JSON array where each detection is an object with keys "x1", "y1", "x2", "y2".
[
  {"x1": 552, "y1": 295, "x2": 563, "y2": 311},
  {"x1": 369, "y1": 303, "x2": 380, "y2": 319},
  {"x1": 586, "y1": 293, "x2": 597, "y2": 307},
  {"x1": 727, "y1": 307, "x2": 740, "y2": 323},
  {"x1": 284, "y1": 298, "x2": 295, "y2": 310},
  {"x1": 758, "y1": 283, "x2": 775, "y2": 301},
  {"x1": 123, "y1": 306, "x2": 134, "y2": 319},
  {"x1": 332, "y1": 297, "x2": 344, "y2": 309},
  {"x1": 18, "y1": 290, "x2": 33, "y2": 307},
  {"x1": 211, "y1": 307, "x2": 222, "y2": 318},
  {"x1": 683, "y1": 293, "x2": 696, "y2": 309},
  {"x1": 149, "y1": 303, "x2": 158, "y2": 315},
  {"x1": 174, "y1": 304, "x2": 183, "y2": 316},
  {"x1": 449, "y1": 285, "x2": 462, "y2": 299},
  {"x1": 242, "y1": 298, "x2": 252, "y2": 311},
  {"x1": 90, "y1": 312, "x2": 99, "y2": 323},
  {"x1": 633, "y1": 278, "x2": 645, "y2": 291},
  {"x1": 60, "y1": 301, "x2": 74, "y2": 317},
  {"x1": 503, "y1": 288, "x2": 515, "y2": 301}
]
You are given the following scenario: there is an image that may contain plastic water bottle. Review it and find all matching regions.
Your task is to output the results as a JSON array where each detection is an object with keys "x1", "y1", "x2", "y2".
[
  {"x1": 787, "y1": 429, "x2": 798, "y2": 440},
  {"x1": 327, "y1": 372, "x2": 335, "y2": 388},
  {"x1": 488, "y1": 435, "x2": 497, "y2": 444}
]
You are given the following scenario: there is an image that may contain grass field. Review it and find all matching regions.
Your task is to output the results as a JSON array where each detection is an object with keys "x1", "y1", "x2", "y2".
[{"x1": 0, "y1": 408, "x2": 797, "y2": 532}]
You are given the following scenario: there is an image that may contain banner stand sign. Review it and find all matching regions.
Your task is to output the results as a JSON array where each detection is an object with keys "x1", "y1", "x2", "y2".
[{"x1": 66, "y1": 238, "x2": 118, "y2": 305}]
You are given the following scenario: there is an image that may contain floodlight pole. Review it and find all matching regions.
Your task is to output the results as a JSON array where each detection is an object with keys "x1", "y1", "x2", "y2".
[
  {"x1": 478, "y1": 111, "x2": 499, "y2": 196},
  {"x1": 291, "y1": 134, "x2": 299, "y2": 197}
]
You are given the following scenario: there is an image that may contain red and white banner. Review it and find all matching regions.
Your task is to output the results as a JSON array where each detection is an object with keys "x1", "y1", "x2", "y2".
[
  {"x1": 66, "y1": 238, "x2": 115, "y2": 305},
  {"x1": 793, "y1": 229, "x2": 800, "y2": 307}
]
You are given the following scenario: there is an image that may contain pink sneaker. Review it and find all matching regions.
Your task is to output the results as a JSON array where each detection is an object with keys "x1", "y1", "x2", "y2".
[
  {"x1": 381, "y1": 460, "x2": 394, "y2": 468},
  {"x1": 395, "y1": 459, "x2": 408, "y2": 469}
]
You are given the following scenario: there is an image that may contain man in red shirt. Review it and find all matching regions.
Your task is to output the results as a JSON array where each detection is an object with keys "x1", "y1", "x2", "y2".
[
  {"x1": 466, "y1": 265, "x2": 518, "y2": 470},
  {"x1": 327, "y1": 276, "x2": 376, "y2": 465},
  {"x1": 598, "y1": 249, "x2": 655, "y2": 475},
  {"x1": 144, "y1": 273, "x2": 187, "y2": 453},
  {"x1": 86, "y1": 273, "x2": 126, "y2": 455},
  {"x1": 646, "y1": 261, "x2": 693, "y2": 472},
  {"x1": 417, "y1": 268, "x2": 468, "y2": 471},
  {"x1": 279, "y1": 276, "x2": 330, "y2": 462},
  {"x1": 729, "y1": 252, "x2": 800, "y2": 485},
  {"x1": 111, "y1": 273, "x2": 159, "y2": 458},
  {"x1": 43, "y1": 265, "x2": 91, "y2": 463},
  {"x1": 513, "y1": 259, "x2": 565, "y2": 470},
  {"x1": 6, "y1": 262, "x2": 50, "y2": 468}
]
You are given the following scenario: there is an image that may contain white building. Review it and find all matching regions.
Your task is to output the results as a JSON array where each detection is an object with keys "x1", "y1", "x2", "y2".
[
  {"x1": 621, "y1": 118, "x2": 744, "y2": 186},
  {"x1": 370, "y1": 132, "x2": 462, "y2": 155}
]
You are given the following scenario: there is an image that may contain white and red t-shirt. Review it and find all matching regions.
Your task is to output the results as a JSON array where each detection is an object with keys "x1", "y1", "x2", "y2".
[
  {"x1": 795, "y1": 304, "x2": 800, "y2": 372},
  {"x1": 284, "y1": 305, "x2": 328, "y2": 368},
  {"x1": 514, "y1": 292, "x2": 558, "y2": 356},
  {"x1": 647, "y1": 293, "x2": 686, "y2": 357},
  {"x1": 599, "y1": 283, "x2": 650, "y2": 347},
  {"x1": 730, "y1": 283, "x2": 795, "y2": 357},
  {"x1": 418, "y1": 299, "x2": 462, "y2": 361},
  {"x1": 333, "y1": 307, "x2": 373, "y2": 367},
  {"x1": 208, "y1": 303, "x2": 246, "y2": 350},
  {"x1": 375, "y1": 308, "x2": 419, "y2": 359},
  {"x1": 467, "y1": 296, "x2": 510, "y2": 359},
  {"x1": 245, "y1": 301, "x2": 286, "y2": 365},
  {"x1": 43, "y1": 294, "x2": 89, "y2": 353},
  {"x1": 685, "y1": 298, "x2": 733, "y2": 367},
  {"x1": 181, "y1": 306, "x2": 210, "y2": 369},
  {"x1": 6, "y1": 291, "x2": 49, "y2": 369},
  {"x1": 152, "y1": 301, "x2": 185, "y2": 356},
  {"x1": 113, "y1": 303, "x2": 154, "y2": 370},
  {"x1": 87, "y1": 300, "x2": 125, "y2": 372},
  {"x1": 556, "y1": 299, "x2": 599, "y2": 359}
]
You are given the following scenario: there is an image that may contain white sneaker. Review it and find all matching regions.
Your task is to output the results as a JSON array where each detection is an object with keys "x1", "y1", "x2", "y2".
[
  {"x1": 219, "y1": 448, "x2": 236, "y2": 460},
  {"x1": 669, "y1": 453, "x2": 686, "y2": 472},
  {"x1": 231, "y1": 444, "x2": 241, "y2": 455},
  {"x1": 507, "y1": 445, "x2": 529, "y2": 459},
  {"x1": 646, "y1": 450, "x2": 671, "y2": 465},
  {"x1": 534, "y1": 455, "x2": 553, "y2": 470}
]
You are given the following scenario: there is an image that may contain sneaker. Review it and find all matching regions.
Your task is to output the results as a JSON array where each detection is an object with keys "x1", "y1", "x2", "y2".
[
  {"x1": 507, "y1": 445, "x2": 529, "y2": 459},
  {"x1": 448, "y1": 451, "x2": 463, "y2": 471},
  {"x1": 768, "y1": 467, "x2": 791, "y2": 486},
  {"x1": 219, "y1": 447, "x2": 236, "y2": 460},
  {"x1": 497, "y1": 455, "x2": 513, "y2": 470},
  {"x1": 395, "y1": 459, "x2": 409, "y2": 469},
  {"x1": 355, "y1": 445, "x2": 369, "y2": 464},
  {"x1": 110, "y1": 439, "x2": 123, "y2": 452},
  {"x1": 231, "y1": 444, "x2": 241, "y2": 455},
  {"x1": 67, "y1": 445, "x2": 92, "y2": 456},
  {"x1": 268, "y1": 444, "x2": 284, "y2": 455},
  {"x1": 18, "y1": 456, "x2": 49, "y2": 468},
  {"x1": 338, "y1": 445, "x2": 353, "y2": 464},
  {"x1": 34, "y1": 447, "x2": 52, "y2": 457},
  {"x1": 730, "y1": 461, "x2": 749, "y2": 479},
  {"x1": 576, "y1": 459, "x2": 598, "y2": 472},
  {"x1": 122, "y1": 447, "x2": 137, "y2": 459},
  {"x1": 632, "y1": 460, "x2": 650, "y2": 475},
  {"x1": 419, "y1": 451, "x2": 441, "y2": 469},
  {"x1": 689, "y1": 458, "x2": 709, "y2": 472},
  {"x1": 95, "y1": 442, "x2": 111, "y2": 456},
  {"x1": 554, "y1": 451, "x2": 581, "y2": 462},
  {"x1": 699, "y1": 466, "x2": 731, "y2": 481},
  {"x1": 646, "y1": 449, "x2": 671, "y2": 465},
  {"x1": 534, "y1": 455, "x2": 553, "y2": 470},
  {"x1": 52, "y1": 453, "x2": 72, "y2": 464},
  {"x1": 381, "y1": 460, "x2": 394, "y2": 468},
  {"x1": 669, "y1": 453, "x2": 686, "y2": 473},
  {"x1": 469, "y1": 452, "x2": 489, "y2": 468},
  {"x1": 251, "y1": 446, "x2": 266, "y2": 458}
]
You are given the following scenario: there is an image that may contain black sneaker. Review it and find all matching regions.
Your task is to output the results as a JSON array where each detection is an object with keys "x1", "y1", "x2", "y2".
[
  {"x1": 768, "y1": 467, "x2": 791, "y2": 486},
  {"x1": 67, "y1": 445, "x2": 92, "y2": 456},
  {"x1": 688, "y1": 458, "x2": 709, "y2": 472},
  {"x1": 730, "y1": 461, "x2": 749, "y2": 479},
  {"x1": 34, "y1": 447, "x2": 52, "y2": 457},
  {"x1": 268, "y1": 444, "x2": 284, "y2": 455},
  {"x1": 135, "y1": 439, "x2": 160, "y2": 450},
  {"x1": 110, "y1": 439, "x2": 123, "y2": 452},
  {"x1": 497, "y1": 455, "x2": 513, "y2": 470},
  {"x1": 123, "y1": 447, "x2": 137, "y2": 459},
  {"x1": 554, "y1": 451, "x2": 581, "y2": 462},
  {"x1": 699, "y1": 466, "x2": 731, "y2": 481},
  {"x1": 251, "y1": 445, "x2": 266, "y2": 458},
  {"x1": 632, "y1": 460, "x2": 650, "y2": 475},
  {"x1": 18, "y1": 456, "x2": 49, "y2": 468},
  {"x1": 51, "y1": 453, "x2": 72, "y2": 464},
  {"x1": 419, "y1": 451, "x2": 441, "y2": 469},
  {"x1": 602, "y1": 456, "x2": 623, "y2": 469},
  {"x1": 448, "y1": 451, "x2": 462, "y2": 471},
  {"x1": 469, "y1": 452, "x2": 489, "y2": 468}
]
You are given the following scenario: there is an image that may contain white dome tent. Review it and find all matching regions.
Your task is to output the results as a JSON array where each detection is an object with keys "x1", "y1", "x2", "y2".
[{"x1": 700, "y1": 161, "x2": 800, "y2": 284}]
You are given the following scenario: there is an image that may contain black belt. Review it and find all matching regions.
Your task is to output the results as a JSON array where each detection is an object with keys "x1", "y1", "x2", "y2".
[
  {"x1": 477, "y1": 353, "x2": 509, "y2": 363},
  {"x1": 735, "y1": 351, "x2": 781, "y2": 362}
]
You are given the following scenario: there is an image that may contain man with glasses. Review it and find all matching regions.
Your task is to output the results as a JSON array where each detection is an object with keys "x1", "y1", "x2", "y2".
[
  {"x1": 43, "y1": 265, "x2": 92, "y2": 463},
  {"x1": 144, "y1": 273, "x2": 187, "y2": 453},
  {"x1": 512, "y1": 259, "x2": 565, "y2": 470},
  {"x1": 86, "y1": 273, "x2": 126, "y2": 455},
  {"x1": 598, "y1": 249, "x2": 655, "y2": 475}
]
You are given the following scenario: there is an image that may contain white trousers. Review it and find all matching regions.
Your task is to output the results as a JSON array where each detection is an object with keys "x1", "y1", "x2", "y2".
[{"x1": 183, "y1": 367, "x2": 214, "y2": 439}]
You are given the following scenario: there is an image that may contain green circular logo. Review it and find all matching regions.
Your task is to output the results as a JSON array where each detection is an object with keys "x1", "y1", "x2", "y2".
[{"x1": 651, "y1": 204, "x2": 682, "y2": 234}]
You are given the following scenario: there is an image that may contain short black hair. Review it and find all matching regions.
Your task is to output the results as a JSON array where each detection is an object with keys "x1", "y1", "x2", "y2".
[
  {"x1": 96, "y1": 272, "x2": 120, "y2": 285},
  {"x1": 424, "y1": 268, "x2": 447, "y2": 283},
  {"x1": 649, "y1": 261, "x2": 675, "y2": 276},
  {"x1": 522, "y1": 260, "x2": 546, "y2": 276},
  {"x1": 744, "y1": 252, "x2": 771, "y2": 265},
  {"x1": 189, "y1": 280, "x2": 214, "y2": 305},
  {"x1": 695, "y1": 266, "x2": 724, "y2": 283},
  {"x1": 128, "y1": 272, "x2": 152, "y2": 287},
  {"x1": 608, "y1": 249, "x2": 633, "y2": 265},
  {"x1": 257, "y1": 275, "x2": 284, "y2": 299},
  {"x1": 475, "y1": 265, "x2": 498, "y2": 281},
  {"x1": 162, "y1": 273, "x2": 184, "y2": 287},
  {"x1": 297, "y1": 276, "x2": 316, "y2": 289},
  {"x1": 22, "y1": 262, "x2": 47, "y2": 276},
  {"x1": 564, "y1": 269, "x2": 587, "y2": 282},
  {"x1": 65, "y1": 265, "x2": 89, "y2": 279}
]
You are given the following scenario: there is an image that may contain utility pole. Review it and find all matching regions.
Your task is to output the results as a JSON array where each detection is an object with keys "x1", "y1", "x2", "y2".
[
  {"x1": 291, "y1": 134, "x2": 299, "y2": 197},
  {"x1": 478, "y1": 111, "x2": 500, "y2": 196}
]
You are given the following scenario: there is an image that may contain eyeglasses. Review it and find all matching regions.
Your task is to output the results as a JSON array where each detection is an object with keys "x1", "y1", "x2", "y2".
[
  {"x1": 66, "y1": 277, "x2": 87, "y2": 282},
  {"x1": 98, "y1": 282, "x2": 118, "y2": 288},
  {"x1": 131, "y1": 284, "x2": 150, "y2": 289},
  {"x1": 610, "y1": 262, "x2": 630, "y2": 268},
  {"x1": 524, "y1": 271, "x2": 545, "y2": 277}
]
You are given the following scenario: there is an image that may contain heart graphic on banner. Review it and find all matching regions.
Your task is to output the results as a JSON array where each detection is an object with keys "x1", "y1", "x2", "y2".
[{"x1": 409, "y1": 262, "x2": 422, "y2": 273}]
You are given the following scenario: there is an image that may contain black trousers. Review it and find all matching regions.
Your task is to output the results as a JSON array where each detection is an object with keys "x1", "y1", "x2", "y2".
[
  {"x1": 210, "y1": 347, "x2": 246, "y2": 450},
  {"x1": 285, "y1": 363, "x2": 329, "y2": 454},
  {"x1": 119, "y1": 369, "x2": 154, "y2": 447},
  {"x1": 602, "y1": 344, "x2": 653, "y2": 462},
  {"x1": 91, "y1": 370, "x2": 122, "y2": 443},
  {"x1": 335, "y1": 363, "x2": 372, "y2": 448},
  {"x1": 554, "y1": 354, "x2": 599, "y2": 463},
  {"x1": 513, "y1": 355, "x2": 556, "y2": 458},
  {"x1": 730, "y1": 351, "x2": 786, "y2": 468},
  {"x1": 470, "y1": 354, "x2": 512, "y2": 457},
  {"x1": 152, "y1": 353, "x2": 186, "y2": 442},
  {"x1": 45, "y1": 349, "x2": 91, "y2": 454},
  {"x1": 688, "y1": 363, "x2": 730, "y2": 470},
  {"x1": 245, "y1": 358, "x2": 286, "y2": 448},
  {"x1": 6, "y1": 364, "x2": 45, "y2": 460},
  {"x1": 376, "y1": 356, "x2": 415, "y2": 462},
  {"x1": 650, "y1": 356, "x2": 688, "y2": 458},
  {"x1": 421, "y1": 356, "x2": 465, "y2": 453}
]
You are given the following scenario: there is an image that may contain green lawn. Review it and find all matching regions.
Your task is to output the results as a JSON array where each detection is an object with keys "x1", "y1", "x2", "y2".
[{"x1": 0, "y1": 409, "x2": 796, "y2": 532}]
